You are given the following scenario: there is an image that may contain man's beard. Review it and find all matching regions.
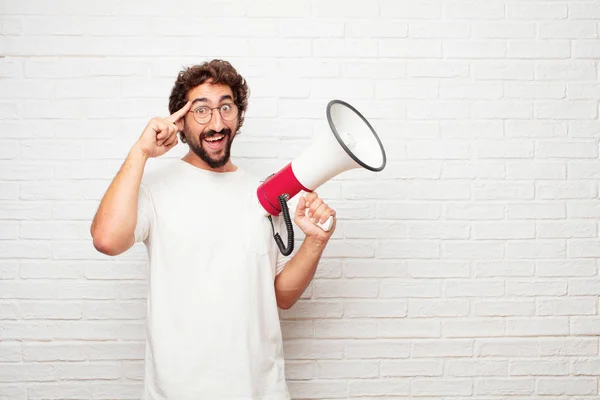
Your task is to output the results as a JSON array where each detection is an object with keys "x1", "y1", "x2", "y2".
[{"x1": 185, "y1": 127, "x2": 234, "y2": 169}]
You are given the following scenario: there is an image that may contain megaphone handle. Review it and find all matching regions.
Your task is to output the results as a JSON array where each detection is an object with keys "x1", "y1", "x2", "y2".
[{"x1": 309, "y1": 213, "x2": 334, "y2": 232}]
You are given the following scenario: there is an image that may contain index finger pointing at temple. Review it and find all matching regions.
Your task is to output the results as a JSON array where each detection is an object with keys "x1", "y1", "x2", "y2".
[{"x1": 165, "y1": 100, "x2": 191, "y2": 124}]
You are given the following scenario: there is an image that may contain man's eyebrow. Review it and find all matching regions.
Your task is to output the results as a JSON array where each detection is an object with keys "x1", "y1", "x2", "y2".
[{"x1": 190, "y1": 95, "x2": 234, "y2": 105}]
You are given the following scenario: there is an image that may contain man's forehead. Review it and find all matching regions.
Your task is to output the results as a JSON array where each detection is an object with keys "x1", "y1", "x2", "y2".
[{"x1": 188, "y1": 82, "x2": 233, "y2": 103}]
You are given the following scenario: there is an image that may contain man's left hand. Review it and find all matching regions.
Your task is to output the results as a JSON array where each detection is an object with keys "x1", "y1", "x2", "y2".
[{"x1": 293, "y1": 192, "x2": 336, "y2": 243}]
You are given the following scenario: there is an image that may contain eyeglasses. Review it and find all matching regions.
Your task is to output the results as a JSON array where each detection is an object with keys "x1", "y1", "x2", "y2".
[{"x1": 189, "y1": 103, "x2": 239, "y2": 125}]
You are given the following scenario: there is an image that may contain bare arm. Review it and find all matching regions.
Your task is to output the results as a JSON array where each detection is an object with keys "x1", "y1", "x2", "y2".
[
  {"x1": 90, "y1": 145, "x2": 148, "y2": 255},
  {"x1": 91, "y1": 101, "x2": 191, "y2": 256},
  {"x1": 274, "y1": 192, "x2": 336, "y2": 309}
]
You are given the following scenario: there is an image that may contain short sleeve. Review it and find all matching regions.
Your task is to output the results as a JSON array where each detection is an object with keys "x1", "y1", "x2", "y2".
[
  {"x1": 134, "y1": 183, "x2": 154, "y2": 243},
  {"x1": 275, "y1": 194, "x2": 301, "y2": 275}
]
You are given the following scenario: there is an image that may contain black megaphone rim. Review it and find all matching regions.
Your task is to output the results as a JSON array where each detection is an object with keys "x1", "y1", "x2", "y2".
[{"x1": 326, "y1": 99, "x2": 387, "y2": 172}]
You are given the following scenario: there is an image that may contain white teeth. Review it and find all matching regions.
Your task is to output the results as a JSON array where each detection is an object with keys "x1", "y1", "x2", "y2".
[{"x1": 205, "y1": 135, "x2": 224, "y2": 142}]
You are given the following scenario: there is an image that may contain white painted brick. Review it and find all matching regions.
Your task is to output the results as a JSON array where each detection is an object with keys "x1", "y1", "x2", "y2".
[
  {"x1": 472, "y1": 181, "x2": 534, "y2": 200},
  {"x1": 378, "y1": 202, "x2": 441, "y2": 220},
  {"x1": 506, "y1": 240, "x2": 566, "y2": 259},
  {"x1": 408, "y1": 300, "x2": 470, "y2": 317},
  {"x1": 283, "y1": 340, "x2": 344, "y2": 360},
  {"x1": 443, "y1": 120, "x2": 504, "y2": 138},
  {"x1": 314, "y1": 321, "x2": 377, "y2": 339},
  {"x1": 344, "y1": 221, "x2": 406, "y2": 239},
  {"x1": 537, "y1": 378, "x2": 598, "y2": 395},
  {"x1": 507, "y1": 202, "x2": 566, "y2": 220},
  {"x1": 568, "y1": 83, "x2": 600, "y2": 100},
  {"x1": 506, "y1": 120, "x2": 568, "y2": 137},
  {"x1": 345, "y1": 340, "x2": 410, "y2": 359},
  {"x1": 473, "y1": 300, "x2": 535, "y2": 316},
  {"x1": 509, "y1": 359, "x2": 568, "y2": 376},
  {"x1": 536, "y1": 221, "x2": 597, "y2": 239},
  {"x1": 569, "y1": 279, "x2": 600, "y2": 295},
  {"x1": 473, "y1": 222, "x2": 535, "y2": 239},
  {"x1": 343, "y1": 260, "x2": 406, "y2": 279},
  {"x1": 476, "y1": 339, "x2": 539, "y2": 357},
  {"x1": 443, "y1": 319, "x2": 505, "y2": 338},
  {"x1": 537, "y1": 260, "x2": 597, "y2": 277},
  {"x1": 570, "y1": 317, "x2": 600, "y2": 335},
  {"x1": 540, "y1": 22, "x2": 598, "y2": 39},
  {"x1": 506, "y1": 317, "x2": 569, "y2": 336},
  {"x1": 378, "y1": 319, "x2": 441, "y2": 338},
  {"x1": 537, "y1": 101, "x2": 598, "y2": 120},
  {"x1": 574, "y1": 39, "x2": 600, "y2": 58},
  {"x1": 443, "y1": 241, "x2": 504, "y2": 259},
  {"x1": 537, "y1": 61, "x2": 597, "y2": 81},
  {"x1": 89, "y1": 382, "x2": 143, "y2": 400},
  {"x1": 380, "y1": 0, "x2": 442, "y2": 19},
  {"x1": 507, "y1": 280, "x2": 568, "y2": 296},
  {"x1": 472, "y1": 61, "x2": 534, "y2": 80},
  {"x1": 445, "y1": 1, "x2": 504, "y2": 19},
  {"x1": 409, "y1": 22, "x2": 470, "y2": 39},
  {"x1": 376, "y1": 80, "x2": 438, "y2": 99},
  {"x1": 27, "y1": 383, "x2": 90, "y2": 399},
  {"x1": 447, "y1": 360, "x2": 507, "y2": 377},
  {"x1": 476, "y1": 378, "x2": 534, "y2": 395},
  {"x1": 281, "y1": 321, "x2": 312, "y2": 340},
  {"x1": 507, "y1": 161, "x2": 566, "y2": 180},
  {"x1": 537, "y1": 297, "x2": 597, "y2": 316},
  {"x1": 412, "y1": 379, "x2": 472, "y2": 396},
  {"x1": 568, "y1": 201, "x2": 600, "y2": 217},
  {"x1": 445, "y1": 203, "x2": 505, "y2": 220},
  {"x1": 572, "y1": 359, "x2": 600, "y2": 375},
  {"x1": 315, "y1": 39, "x2": 377, "y2": 58},
  {"x1": 538, "y1": 140, "x2": 597, "y2": 158},
  {"x1": 442, "y1": 161, "x2": 505, "y2": 179},
  {"x1": 279, "y1": 19, "x2": 343, "y2": 38},
  {"x1": 408, "y1": 100, "x2": 470, "y2": 119},
  {"x1": 377, "y1": 240, "x2": 440, "y2": 259},
  {"x1": 19, "y1": 302, "x2": 82, "y2": 320},
  {"x1": 440, "y1": 82, "x2": 502, "y2": 99},
  {"x1": 408, "y1": 60, "x2": 469, "y2": 78},
  {"x1": 475, "y1": 261, "x2": 535, "y2": 278},
  {"x1": 346, "y1": 20, "x2": 407, "y2": 38},
  {"x1": 508, "y1": 40, "x2": 571, "y2": 59},
  {"x1": 408, "y1": 261, "x2": 469, "y2": 278},
  {"x1": 317, "y1": 361, "x2": 378, "y2": 379},
  {"x1": 381, "y1": 360, "x2": 442, "y2": 377},
  {"x1": 506, "y1": 83, "x2": 566, "y2": 99},
  {"x1": 313, "y1": 280, "x2": 378, "y2": 299},
  {"x1": 412, "y1": 339, "x2": 473, "y2": 357},
  {"x1": 380, "y1": 279, "x2": 441, "y2": 298},
  {"x1": 507, "y1": 3, "x2": 567, "y2": 19},
  {"x1": 444, "y1": 41, "x2": 506, "y2": 59},
  {"x1": 444, "y1": 280, "x2": 505, "y2": 297},
  {"x1": 569, "y1": 239, "x2": 600, "y2": 258},
  {"x1": 343, "y1": 300, "x2": 407, "y2": 318},
  {"x1": 537, "y1": 182, "x2": 597, "y2": 199},
  {"x1": 379, "y1": 39, "x2": 442, "y2": 58},
  {"x1": 348, "y1": 379, "x2": 409, "y2": 397},
  {"x1": 473, "y1": 22, "x2": 535, "y2": 38}
]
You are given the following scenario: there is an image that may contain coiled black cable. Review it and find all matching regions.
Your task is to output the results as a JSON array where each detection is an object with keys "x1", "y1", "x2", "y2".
[{"x1": 268, "y1": 194, "x2": 294, "y2": 256}]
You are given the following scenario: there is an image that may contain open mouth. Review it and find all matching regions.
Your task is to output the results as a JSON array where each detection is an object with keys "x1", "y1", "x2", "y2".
[{"x1": 203, "y1": 134, "x2": 226, "y2": 150}]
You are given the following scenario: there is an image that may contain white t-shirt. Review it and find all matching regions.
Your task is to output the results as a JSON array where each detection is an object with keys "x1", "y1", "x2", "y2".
[{"x1": 135, "y1": 159, "x2": 294, "y2": 400}]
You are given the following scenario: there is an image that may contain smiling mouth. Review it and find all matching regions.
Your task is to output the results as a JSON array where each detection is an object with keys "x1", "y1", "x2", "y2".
[{"x1": 203, "y1": 134, "x2": 226, "y2": 150}]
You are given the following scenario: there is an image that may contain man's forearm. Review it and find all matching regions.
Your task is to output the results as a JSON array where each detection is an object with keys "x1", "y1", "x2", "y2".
[
  {"x1": 91, "y1": 144, "x2": 148, "y2": 255},
  {"x1": 273, "y1": 237, "x2": 328, "y2": 309}
]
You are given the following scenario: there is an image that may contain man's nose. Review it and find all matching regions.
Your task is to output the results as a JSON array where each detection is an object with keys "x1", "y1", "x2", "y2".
[{"x1": 207, "y1": 109, "x2": 224, "y2": 132}]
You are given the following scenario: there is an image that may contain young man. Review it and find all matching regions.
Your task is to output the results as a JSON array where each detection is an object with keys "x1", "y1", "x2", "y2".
[{"x1": 90, "y1": 59, "x2": 336, "y2": 400}]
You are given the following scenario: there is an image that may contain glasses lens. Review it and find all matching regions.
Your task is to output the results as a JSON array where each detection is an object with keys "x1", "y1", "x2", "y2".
[
  {"x1": 219, "y1": 104, "x2": 238, "y2": 121},
  {"x1": 193, "y1": 107, "x2": 211, "y2": 124}
]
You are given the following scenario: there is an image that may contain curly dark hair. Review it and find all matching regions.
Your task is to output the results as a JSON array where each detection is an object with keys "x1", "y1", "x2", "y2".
[{"x1": 168, "y1": 59, "x2": 249, "y2": 143}]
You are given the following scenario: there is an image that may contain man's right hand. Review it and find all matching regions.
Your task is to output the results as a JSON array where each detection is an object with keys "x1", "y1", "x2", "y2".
[{"x1": 135, "y1": 100, "x2": 192, "y2": 158}]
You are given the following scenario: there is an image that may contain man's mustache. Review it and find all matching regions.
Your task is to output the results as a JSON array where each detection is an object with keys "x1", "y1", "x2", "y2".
[{"x1": 201, "y1": 129, "x2": 232, "y2": 140}]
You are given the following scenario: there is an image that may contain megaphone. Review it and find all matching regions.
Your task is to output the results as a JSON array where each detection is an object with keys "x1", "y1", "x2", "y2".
[{"x1": 257, "y1": 99, "x2": 387, "y2": 256}]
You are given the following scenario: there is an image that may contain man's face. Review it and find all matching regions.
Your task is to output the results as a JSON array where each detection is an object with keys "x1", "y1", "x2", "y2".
[{"x1": 182, "y1": 82, "x2": 239, "y2": 169}]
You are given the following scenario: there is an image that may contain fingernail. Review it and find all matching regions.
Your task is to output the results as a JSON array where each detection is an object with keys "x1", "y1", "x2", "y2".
[{"x1": 307, "y1": 212, "x2": 312, "y2": 217}]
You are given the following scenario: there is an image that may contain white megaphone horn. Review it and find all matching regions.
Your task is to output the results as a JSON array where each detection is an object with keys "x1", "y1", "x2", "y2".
[{"x1": 257, "y1": 99, "x2": 387, "y2": 256}]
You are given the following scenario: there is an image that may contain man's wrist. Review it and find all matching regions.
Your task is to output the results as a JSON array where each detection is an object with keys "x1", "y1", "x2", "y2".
[{"x1": 130, "y1": 143, "x2": 150, "y2": 163}]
